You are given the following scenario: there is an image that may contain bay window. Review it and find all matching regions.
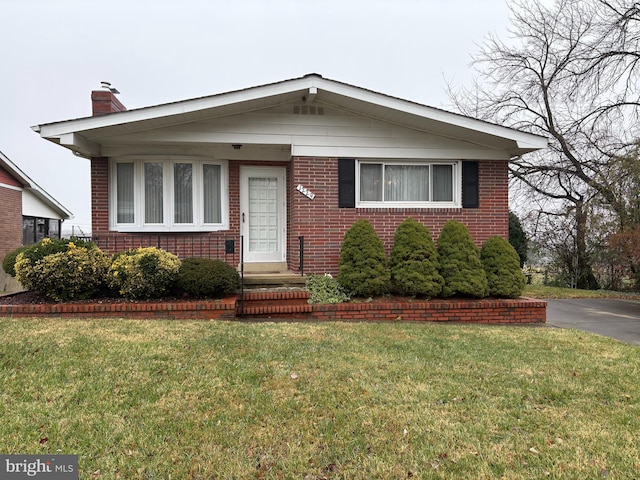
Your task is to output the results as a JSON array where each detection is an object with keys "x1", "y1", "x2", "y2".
[
  {"x1": 357, "y1": 161, "x2": 460, "y2": 207},
  {"x1": 111, "y1": 158, "x2": 228, "y2": 231}
]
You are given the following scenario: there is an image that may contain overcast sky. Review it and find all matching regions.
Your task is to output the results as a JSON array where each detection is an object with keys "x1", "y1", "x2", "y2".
[{"x1": 0, "y1": 0, "x2": 512, "y2": 234}]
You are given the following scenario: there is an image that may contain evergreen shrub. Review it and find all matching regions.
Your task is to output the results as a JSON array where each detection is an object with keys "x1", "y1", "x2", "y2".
[
  {"x1": 15, "y1": 242, "x2": 110, "y2": 301},
  {"x1": 481, "y1": 236, "x2": 526, "y2": 298},
  {"x1": 389, "y1": 218, "x2": 444, "y2": 297},
  {"x1": 2, "y1": 245, "x2": 30, "y2": 277},
  {"x1": 306, "y1": 273, "x2": 350, "y2": 304},
  {"x1": 4, "y1": 237, "x2": 96, "y2": 278},
  {"x1": 108, "y1": 247, "x2": 181, "y2": 299},
  {"x1": 338, "y1": 219, "x2": 390, "y2": 297},
  {"x1": 175, "y1": 257, "x2": 240, "y2": 298},
  {"x1": 437, "y1": 219, "x2": 489, "y2": 298}
]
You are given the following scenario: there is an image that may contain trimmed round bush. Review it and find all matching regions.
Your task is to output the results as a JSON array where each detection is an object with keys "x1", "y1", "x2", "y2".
[
  {"x1": 338, "y1": 219, "x2": 390, "y2": 297},
  {"x1": 2, "y1": 245, "x2": 30, "y2": 277},
  {"x1": 390, "y1": 218, "x2": 444, "y2": 297},
  {"x1": 481, "y1": 236, "x2": 526, "y2": 298},
  {"x1": 437, "y1": 219, "x2": 489, "y2": 298},
  {"x1": 175, "y1": 257, "x2": 240, "y2": 298},
  {"x1": 15, "y1": 243, "x2": 110, "y2": 301},
  {"x1": 4, "y1": 237, "x2": 96, "y2": 278},
  {"x1": 306, "y1": 273, "x2": 350, "y2": 304},
  {"x1": 108, "y1": 247, "x2": 181, "y2": 299},
  {"x1": 20, "y1": 237, "x2": 96, "y2": 263}
]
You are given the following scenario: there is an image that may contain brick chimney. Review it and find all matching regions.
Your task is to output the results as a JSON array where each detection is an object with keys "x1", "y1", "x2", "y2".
[{"x1": 91, "y1": 85, "x2": 127, "y2": 116}]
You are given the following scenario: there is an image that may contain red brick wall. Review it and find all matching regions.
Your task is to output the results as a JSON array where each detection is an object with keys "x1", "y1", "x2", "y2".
[
  {"x1": 0, "y1": 186, "x2": 23, "y2": 261},
  {"x1": 91, "y1": 157, "x2": 109, "y2": 235},
  {"x1": 89, "y1": 156, "x2": 509, "y2": 274},
  {"x1": 289, "y1": 157, "x2": 509, "y2": 275},
  {"x1": 0, "y1": 167, "x2": 22, "y2": 188}
]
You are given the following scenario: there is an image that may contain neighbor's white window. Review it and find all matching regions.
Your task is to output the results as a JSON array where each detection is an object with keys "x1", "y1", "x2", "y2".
[
  {"x1": 111, "y1": 158, "x2": 228, "y2": 231},
  {"x1": 357, "y1": 161, "x2": 460, "y2": 207}
]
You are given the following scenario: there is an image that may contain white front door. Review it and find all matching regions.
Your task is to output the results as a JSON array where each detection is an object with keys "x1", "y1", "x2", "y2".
[{"x1": 240, "y1": 167, "x2": 286, "y2": 263}]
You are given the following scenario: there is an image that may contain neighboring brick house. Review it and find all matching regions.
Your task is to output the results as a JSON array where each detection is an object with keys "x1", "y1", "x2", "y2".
[
  {"x1": 0, "y1": 157, "x2": 22, "y2": 264},
  {"x1": 0, "y1": 150, "x2": 72, "y2": 291},
  {"x1": 33, "y1": 74, "x2": 547, "y2": 275}
]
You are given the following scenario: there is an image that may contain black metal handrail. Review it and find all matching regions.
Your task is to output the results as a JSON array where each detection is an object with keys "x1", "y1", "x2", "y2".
[
  {"x1": 299, "y1": 236, "x2": 305, "y2": 277},
  {"x1": 89, "y1": 233, "x2": 241, "y2": 264}
]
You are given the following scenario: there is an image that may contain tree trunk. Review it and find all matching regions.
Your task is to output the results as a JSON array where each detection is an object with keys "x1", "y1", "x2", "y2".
[{"x1": 575, "y1": 202, "x2": 598, "y2": 289}]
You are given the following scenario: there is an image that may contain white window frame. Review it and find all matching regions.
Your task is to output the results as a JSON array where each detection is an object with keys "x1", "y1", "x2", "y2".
[
  {"x1": 109, "y1": 157, "x2": 229, "y2": 232},
  {"x1": 356, "y1": 160, "x2": 462, "y2": 208}
]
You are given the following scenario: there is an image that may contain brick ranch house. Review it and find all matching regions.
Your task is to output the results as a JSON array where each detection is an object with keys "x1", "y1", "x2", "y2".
[{"x1": 33, "y1": 74, "x2": 547, "y2": 276}]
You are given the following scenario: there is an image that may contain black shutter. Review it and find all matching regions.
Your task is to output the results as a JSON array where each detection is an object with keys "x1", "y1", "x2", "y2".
[
  {"x1": 338, "y1": 158, "x2": 356, "y2": 208},
  {"x1": 462, "y1": 161, "x2": 479, "y2": 208}
]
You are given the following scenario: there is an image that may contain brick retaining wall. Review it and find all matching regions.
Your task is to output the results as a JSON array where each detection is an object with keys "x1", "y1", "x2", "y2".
[
  {"x1": 307, "y1": 298, "x2": 546, "y2": 323},
  {"x1": 0, "y1": 295, "x2": 546, "y2": 323}
]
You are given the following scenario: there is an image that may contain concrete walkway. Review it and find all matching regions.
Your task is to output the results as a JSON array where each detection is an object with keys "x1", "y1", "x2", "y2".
[{"x1": 546, "y1": 298, "x2": 640, "y2": 345}]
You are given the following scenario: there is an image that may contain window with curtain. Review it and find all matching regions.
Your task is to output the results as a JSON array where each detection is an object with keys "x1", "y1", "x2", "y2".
[
  {"x1": 112, "y1": 158, "x2": 227, "y2": 231},
  {"x1": 358, "y1": 161, "x2": 458, "y2": 206},
  {"x1": 203, "y1": 164, "x2": 222, "y2": 223},
  {"x1": 144, "y1": 162, "x2": 163, "y2": 223},
  {"x1": 432, "y1": 165, "x2": 454, "y2": 201},
  {"x1": 385, "y1": 165, "x2": 430, "y2": 201},
  {"x1": 117, "y1": 162, "x2": 135, "y2": 223},
  {"x1": 174, "y1": 163, "x2": 193, "y2": 224},
  {"x1": 360, "y1": 164, "x2": 382, "y2": 201}
]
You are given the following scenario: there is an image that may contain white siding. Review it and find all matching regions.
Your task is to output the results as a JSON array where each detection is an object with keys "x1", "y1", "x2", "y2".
[
  {"x1": 98, "y1": 104, "x2": 510, "y2": 160},
  {"x1": 22, "y1": 189, "x2": 65, "y2": 219}
]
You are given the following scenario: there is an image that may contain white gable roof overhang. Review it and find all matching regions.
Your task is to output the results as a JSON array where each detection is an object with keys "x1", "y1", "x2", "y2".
[
  {"x1": 33, "y1": 74, "x2": 548, "y2": 160},
  {"x1": 0, "y1": 150, "x2": 72, "y2": 220}
]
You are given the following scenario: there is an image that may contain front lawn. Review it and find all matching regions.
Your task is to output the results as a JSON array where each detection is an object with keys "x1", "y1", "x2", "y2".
[
  {"x1": 1, "y1": 319, "x2": 639, "y2": 479},
  {"x1": 524, "y1": 285, "x2": 640, "y2": 299}
]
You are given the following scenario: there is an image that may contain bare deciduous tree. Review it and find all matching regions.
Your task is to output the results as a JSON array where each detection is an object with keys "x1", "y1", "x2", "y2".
[{"x1": 449, "y1": 0, "x2": 640, "y2": 288}]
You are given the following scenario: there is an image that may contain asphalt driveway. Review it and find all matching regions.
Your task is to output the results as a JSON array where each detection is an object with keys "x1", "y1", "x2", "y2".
[{"x1": 546, "y1": 298, "x2": 640, "y2": 345}]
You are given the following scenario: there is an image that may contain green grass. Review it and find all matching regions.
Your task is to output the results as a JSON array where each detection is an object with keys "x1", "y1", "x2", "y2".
[
  {"x1": 1, "y1": 319, "x2": 640, "y2": 479},
  {"x1": 524, "y1": 284, "x2": 640, "y2": 299}
]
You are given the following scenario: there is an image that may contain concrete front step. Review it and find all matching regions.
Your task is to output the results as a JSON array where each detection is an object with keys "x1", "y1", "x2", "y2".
[
  {"x1": 241, "y1": 262, "x2": 288, "y2": 273},
  {"x1": 242, "y1": 272, "x2": 307, "y2": 288}
]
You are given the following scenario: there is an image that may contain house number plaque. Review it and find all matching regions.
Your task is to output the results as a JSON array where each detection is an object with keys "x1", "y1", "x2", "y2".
[{"x1": 296, "y1": 184, "x2": 315, "y2": 200}]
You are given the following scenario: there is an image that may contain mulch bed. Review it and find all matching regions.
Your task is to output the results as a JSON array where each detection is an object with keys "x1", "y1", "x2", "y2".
[
  {"x1": 0, "y1": 291, "x2": 193, "y2": 305},
  {"x1": 0, "y1": 291, "x2": 419, "y2": 305}
]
